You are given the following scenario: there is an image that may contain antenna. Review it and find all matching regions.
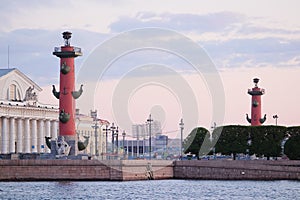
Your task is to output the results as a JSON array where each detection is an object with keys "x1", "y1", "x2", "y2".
[{"x1": 7, "y1": 45, "x2": 10, "y2": 69}]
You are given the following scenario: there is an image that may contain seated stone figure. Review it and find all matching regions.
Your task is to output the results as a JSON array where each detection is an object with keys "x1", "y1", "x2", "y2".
[
  {"x1": 24, "y1": 86, "x2": 38, "y2": 101},
  {"x1": 56, "y1": 136, "x2": 71, "y2": 156}
]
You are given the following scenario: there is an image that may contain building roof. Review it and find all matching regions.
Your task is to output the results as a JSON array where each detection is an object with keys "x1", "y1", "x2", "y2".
[
  {"x1": 0, "y1": 68, "x2": 15, "y2": 77},
  {"x1": 0, "y1": 68, "x2": 42, "y2": 91}
]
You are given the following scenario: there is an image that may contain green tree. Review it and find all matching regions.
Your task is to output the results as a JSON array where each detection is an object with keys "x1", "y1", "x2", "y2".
[
  {"x1": 213, "y1": 125, "x2": 249, "y2": 160},
  {"x1": 183, "y1": 127, "x2": 210, "y2": 159},
  {"x1": 250, "y1": 126, "x2": 286, "y2": 159},
  {"x1": 284, "y1": 135, "x2": 300, "y2": 160},
  {"x1": 286, "y1": 126, "x2": 300, "y2": 136},
  {"x1": 284, "y1": 126, "x2": 300, "y2": 160}
]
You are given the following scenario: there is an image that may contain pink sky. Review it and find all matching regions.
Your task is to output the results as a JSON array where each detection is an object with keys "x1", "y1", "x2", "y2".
[
  {"x1": 39, "y1": 66, "x2": 300, "y2": 139},
  {"x1": 2, "y1": 1, "x2": 299, "y2": 139}
]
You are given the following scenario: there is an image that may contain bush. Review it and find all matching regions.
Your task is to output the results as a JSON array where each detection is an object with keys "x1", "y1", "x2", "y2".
[
  {"x1": 284, "y1": 135, "x2": 300, "y2": 160},
  {"x1": 183, "y1": 127, "x2": 210, "y2": 158}
]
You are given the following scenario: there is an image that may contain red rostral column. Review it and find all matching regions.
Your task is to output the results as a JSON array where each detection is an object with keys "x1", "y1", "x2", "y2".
[
  {"x1": 52, "y1": 31, "x2": 83, "y2": 155},
  {"x1": 246, "y1": 78, "x2": 266, "y2": 126}
]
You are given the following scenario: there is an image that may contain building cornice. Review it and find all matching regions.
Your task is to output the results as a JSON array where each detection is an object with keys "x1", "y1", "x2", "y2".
[{"x1": 0, "y1": 102, "x2": 58, "y2": 120}]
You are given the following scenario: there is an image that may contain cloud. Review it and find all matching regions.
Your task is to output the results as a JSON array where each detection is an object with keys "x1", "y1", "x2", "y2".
[
  {"x1": 109, "y1": 11, "x2": 246, "y2": 33},
  {"x1": 105, "y1": 11, "x2": 300, "y2": 76},
  {"x1": 0, "y1": 28, "x2": 108, "y2": 86},
  {"x1": 0, "y1": 9, "x2": 299, "y2": 87},
  {"x1": 203, "y1": 38, "x2": 300, "y2": 68}
]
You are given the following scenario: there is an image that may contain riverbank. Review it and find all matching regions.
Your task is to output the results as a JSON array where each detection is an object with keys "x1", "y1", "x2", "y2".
[
  {"x1": 174, "y1": 160, "x2": 300, "y2": 180},
  {"x1": 0, "y1": 159, "x2": 299, "y2": 181}
]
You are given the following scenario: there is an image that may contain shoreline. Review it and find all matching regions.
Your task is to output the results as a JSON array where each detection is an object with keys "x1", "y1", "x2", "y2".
[{"x1": 0, "y1": 159, "x2": 299, "y2": 181}]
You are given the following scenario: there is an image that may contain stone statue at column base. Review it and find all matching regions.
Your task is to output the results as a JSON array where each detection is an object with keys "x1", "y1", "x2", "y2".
[
  {"x1": 48, "y1": 135, "x2": 87, "y2": 158},
  {"x1": 55, "y1": 136, "x2": 71, "y2": 157}
]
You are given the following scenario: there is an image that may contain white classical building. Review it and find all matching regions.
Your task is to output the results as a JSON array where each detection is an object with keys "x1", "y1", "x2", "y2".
[
  {"x1": 75, "y1": 109, "x2": 109, "y2": 158},
  {"x1": 0, "y1": 68, "x2": 58, "y2": 154},
  {"x1": 0, "y1": 68, "x2": 109, "y2": 157}
]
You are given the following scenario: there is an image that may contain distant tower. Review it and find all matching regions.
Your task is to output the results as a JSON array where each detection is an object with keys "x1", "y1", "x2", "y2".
[
  {"x1": 51, "y1": 31, "x2": 86, "y2": 156},
  {"x1": 246, "y1": 78, "x2": 266, "y2": 126}
]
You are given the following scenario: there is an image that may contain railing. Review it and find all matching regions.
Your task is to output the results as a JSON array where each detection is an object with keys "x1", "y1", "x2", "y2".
[
  {"x1": 54, "y1": 47, "x2": 82, "y2": 53},
  {"x1": 54, "y1": 47, "x2": 61, "y2": 52},
  {"x1": 74, "y1": 47, "x2": 82, "y2": 53}
]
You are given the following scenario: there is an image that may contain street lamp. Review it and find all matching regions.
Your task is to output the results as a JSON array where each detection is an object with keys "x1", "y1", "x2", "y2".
[
  {"x1": 147, "y1": 114, "x2": 153, "y2": 160},
  {"x1": 116, "y1": 126, "x2": 119, "y2": 156},
  {"x1": 102, "y1": 124, "x2": 110, "y2": 160},
  {"x1": 122, "y1": 130, "x2": 126, "y2": 159},
  {"x1": 273, "y1": 115, "x2": 279, "y2": 126},
  {"x1": 91, "y1": 110, "x2": 99, "y2": 157},
  {"x1": 110, "y1": 123, "x2": 116, "y2": 156},
  {"x1": 179, "y1": 118, "x2": 184, "y2": 160}
]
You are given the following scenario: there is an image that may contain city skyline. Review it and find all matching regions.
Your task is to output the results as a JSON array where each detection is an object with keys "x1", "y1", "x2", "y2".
[{"x1": 0, "y1": 1, "x2": 300, "y2": 138}]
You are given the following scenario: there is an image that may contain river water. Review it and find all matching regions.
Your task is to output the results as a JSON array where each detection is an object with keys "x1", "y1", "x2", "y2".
[{"x1": 0, "y1": 180, "x2": 299, "y2": 200}]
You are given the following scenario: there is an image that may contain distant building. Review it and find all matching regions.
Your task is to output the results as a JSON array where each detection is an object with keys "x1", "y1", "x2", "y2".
[
  {"x1": 132, "y1": 120, "x2": 162, "y2": 139},
  {"x1": 119, "y1": 134, "x2": 168, "y2": 159},
  {"x1": 132, "y1": 124, "x2": 146, "y2": 140}
]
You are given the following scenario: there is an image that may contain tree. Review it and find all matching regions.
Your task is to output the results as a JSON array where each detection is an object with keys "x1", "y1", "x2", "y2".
[
  {"x1": 284, "y1": 135, "x2": 300, "y2": 160},
  {"x1": 213, "y1": 125, "x2": 249, "y2": 160},
  {"x1": 284, "y1": 126, "x2": 300, "y2": 160},
  {"x1": 286, "y1": 126, "x2": 300, "y2": 137},
  {"x1": 183, "y1": 127, "x2": 210, "y2": 159},
  {"x1": 250, "y1": 126, "x2": 286, "y2": 159}
]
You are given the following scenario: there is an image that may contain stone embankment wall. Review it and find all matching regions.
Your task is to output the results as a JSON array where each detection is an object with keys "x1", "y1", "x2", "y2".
[
  {"x1": 174, "y1": 160, "x2": 300, "y2": 180},
  {"x1": 0, "y1": 160, "x2": 173, "y2": 181},
  {"x1": 0, "y1": 159, "x2": 299, "y2": 181}
]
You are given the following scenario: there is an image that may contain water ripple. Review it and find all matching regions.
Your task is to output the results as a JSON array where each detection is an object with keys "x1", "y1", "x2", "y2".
[{"x1": 0, "y1": 180, "x2": 299, "y2": 200}]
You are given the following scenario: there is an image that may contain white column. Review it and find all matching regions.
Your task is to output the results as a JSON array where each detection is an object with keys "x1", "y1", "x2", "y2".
[
  {"x1": 17, "y1": 118, "x2": 23, "y2": 153},
  {"x1": 1, "y1": 117, "x2": 8, "y2": 154},
  {"x1": 137, "y1": 138, "x2": 139, "y2": 157},
  {"x1": 51, "y1": 120, "x2": 58, "y2": 139},
  {"x1": 24, "y1": 118, "x2": 30, "y2": 153},
  {"x1": 31, "y1": 119, "x2": 37, "y2": 153},
  {"x1": 9, "y1": 117, "x2": 15, "y2": 153},
  {"x1": 127, "y1": 140, "x2": 129, "y2": 154},
  {"x1": 131, "y1": 140, "x2": 134, "y2": 158},
  {"x1": 37, "y1": 120, "x2": 44, "y2": 153},
  {"x1": 45, "y1": 120, "x2": 51, "y2": 153}
]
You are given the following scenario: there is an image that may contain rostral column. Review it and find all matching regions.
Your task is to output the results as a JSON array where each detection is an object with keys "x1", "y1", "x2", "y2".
[
  {"x1": 52, "y1": 31, "x2": 83, "y2": 155},
  {"x1": 246, "y1": 78, "x2": 266, "y2": 126}
]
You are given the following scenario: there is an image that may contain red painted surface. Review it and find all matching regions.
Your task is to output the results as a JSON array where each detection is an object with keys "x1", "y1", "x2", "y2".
[
  {"x1": 251, "y1": 87, "x2": 262, "y2": 126},
  {"x1": 59, "y1": 46, "x2": 76, "y2": 136}
]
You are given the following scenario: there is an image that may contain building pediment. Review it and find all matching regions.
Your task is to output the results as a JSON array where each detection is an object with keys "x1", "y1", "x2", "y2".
[{"x1": 0, "y1": 68, "x2": 41, "y2": 102}]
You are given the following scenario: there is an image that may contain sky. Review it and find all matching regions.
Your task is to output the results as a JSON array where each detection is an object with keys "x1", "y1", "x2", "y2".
[{"x1": 0, "y1": 0, "x2": 300, "y2": 138}]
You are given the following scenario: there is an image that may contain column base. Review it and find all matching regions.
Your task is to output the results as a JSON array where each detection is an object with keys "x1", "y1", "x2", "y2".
[{"x1": 50, "y1": 136, "x2": 78, "y2": 156}]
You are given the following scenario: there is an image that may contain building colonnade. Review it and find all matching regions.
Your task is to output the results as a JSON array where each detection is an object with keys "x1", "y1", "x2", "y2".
[{"x1": 1, "y1": 116, "x2": 58, "y2": 154}]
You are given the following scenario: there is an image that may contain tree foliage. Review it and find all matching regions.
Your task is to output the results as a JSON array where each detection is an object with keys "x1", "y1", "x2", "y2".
[
  {"x1": 183, "y1": 127, "x2": 210, "y2": 158},
  {"x1": 183, "y1": 125, "x2": 300, "y2": 160},
  {"x1": 286, "y1": 126, "x2": 300, "y2": 137},
  {"x1": 284, "y1": 135, "x2": 300, "y2": 160},
  {"x1": 249, "y1": 126, "x2": 286, "y2": 159},
  {"x1": 213, "y1": 125, "x2": 249, "y2": 159},
  {"x1": 284, "y1": 126, "x2": 300, "y2": 160}
]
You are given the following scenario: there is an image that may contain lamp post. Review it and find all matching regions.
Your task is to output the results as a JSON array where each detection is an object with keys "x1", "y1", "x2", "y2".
[
  {"x1": 147, "y1": 114, "x2": 153, "y2": 160},
  {"x1": 110, "y1": 123, "x2": 116, "y2": 158},
  {"x1": 122, "y1": 130, "x2": 126, "y2": 159},
  {"x1": 91, "y1": 110, "x2": 99, "y2": 157},
  {"x1": 116, "y1": 126, "x2": 119, "y2": 156},
  {"x1": 179, "y1": 118, "x2": 184, "y2": 160},
  {"x1": 102, "y1": 124, "x2": 110, "y2": 160},
  {"x1": 273, "y1": 115, "x2": 279, "y2": 126}
]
